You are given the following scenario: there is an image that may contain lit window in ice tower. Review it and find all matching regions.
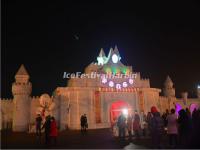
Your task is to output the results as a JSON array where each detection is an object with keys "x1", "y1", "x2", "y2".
[
  {"x1": 101, "y1": 77, "x2": 107, "y2": 84},
  {"x1": 116, "y1": 84, "x2": 121, "y2": 89},
  {"x1": 122, "y1": 82, "x2": 128, "y2": 88},
  {"x1": 109, "y1": 81, "x2": 114, "y2": 87},
  {"x1": 129, "y1": 78, "x2": 134, "y2": 84},
  {"x1": 112, "y1": 54, "x2": 118, "y2": 63}
]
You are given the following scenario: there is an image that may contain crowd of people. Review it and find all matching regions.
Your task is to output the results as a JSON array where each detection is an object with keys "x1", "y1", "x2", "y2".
[
  {"x1": 114, "y1": 106, "x2": 200, "y2": 148},
  {"x1": 34, "y1": 107, "x2": 200, "y2": 148},
  {"x1": 35, "y1": 113, "x2": 88, "y2": 145},
  {"x1": 35, "y1": 114, "x2": 58, "y2": 146}
]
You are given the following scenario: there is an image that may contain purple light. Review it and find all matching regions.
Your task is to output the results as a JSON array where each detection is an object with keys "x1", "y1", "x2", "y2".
[
  {"x1": 190, "y1": 103, "x2": 199, "y2": 114},
  {"x1": 175, "y1": 103, "x2": 182, "y2": 115}
]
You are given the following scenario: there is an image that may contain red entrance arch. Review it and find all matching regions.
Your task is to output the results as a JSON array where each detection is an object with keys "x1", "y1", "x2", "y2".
[{"x1": 110, "y1": 100, "x2": 131, "y2": 124}]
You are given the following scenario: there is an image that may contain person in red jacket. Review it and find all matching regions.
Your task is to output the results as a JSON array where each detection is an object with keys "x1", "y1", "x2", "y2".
[{"x1": 50, "y1": 117, "x2": 58, "y2": 145}]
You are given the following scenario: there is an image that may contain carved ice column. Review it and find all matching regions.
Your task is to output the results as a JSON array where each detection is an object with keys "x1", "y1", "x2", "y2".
[
  {"x1": 135, "y1": 90, "x2": 140, "y2": 112},
  {"x1": 100, "y1": 92, "x2": 109, "y2": 124},
  {"x1": 143, "y1": 92, "x2": 148, "y2": 114},
  {"x1": 59, "y1": 95, "x2": 69, "y2": 130},
  {"x1": 69, "y1": 91, "x2": 80, "y2": 129},
  {"x1": 89, "y1": 90, "x2": 95, "y2": 128},
  {"x1": 52, "y1": 94, "x2": 60, "y2": 128},
  {"x1": 100, "y1": 92, "x2": 104, "y2": 123}
]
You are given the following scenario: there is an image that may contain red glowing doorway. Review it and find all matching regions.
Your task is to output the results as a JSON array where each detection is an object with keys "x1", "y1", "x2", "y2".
[{"x1": 110, "y1": 100, "x2": 131, "y2": 124}]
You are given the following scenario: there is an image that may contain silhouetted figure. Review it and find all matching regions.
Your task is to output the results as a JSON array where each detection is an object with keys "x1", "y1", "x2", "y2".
[
  {"x1": 83, "y1": 114, "x2": 88, "y2": 131},
  {"x1": 146, "y1": 112, "x2": 152, "y2": 136},
  {"x1": 185, "y1": 108, "x2": 192, "y2": 134},
  {"x1": 80, "y1": 114, "x2": 88, "y2": 133},
  {"x1": 192, "y1": 108, "x2": 198, "y2": 130},
  {"x1": 162, "y1": 109, "x2": 169, "y2": 127},
  {"x1": 149, "y1": 106, "x2": 164, "y2": 149},
  {"x1": 189, "y1": 108, "x2": 200, "y2": 148},
  {"x1": 167, "y1": 108, "x2": 178, "y2": 148},
  {"x1": 133, "y1": 111, "x2": 141, "y2": 139},
  {"x1": 50, "y1": 117, "x2": 58, "y2": 146},
  {"x1": 141, "y1": 112, "x2": 147, "y2": 137},
  {"x1": 117, "y1": 113, "x2": 126, "y2": 140},
  {"x1": 185, "y1": 108, "x2": 191, "y2": 118},
  {"x1": 35, "y1": 114, "x2": 42, "y2": 140},
  {"x1": 42, "y1": 115, "x2": 51, "y2": 145},
  {"x1": 80, "y1": 115, "x2": 84, "y2": 132},
  {"x1": 178, "y1": 109, "x2": 190, "y2": 148},
  {"x1": 127, "y1": 114, "x2": 133, "y2": 139}
]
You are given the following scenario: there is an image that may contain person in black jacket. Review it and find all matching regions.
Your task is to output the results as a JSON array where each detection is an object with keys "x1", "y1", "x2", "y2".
[
  {"x1": 83, "y1": 114, "x2": 88, "y2": 131},
  {"x1": 42, "y1": 115, "x2": 51, "y2": 145},
  {"x1": 35, "y1": 114, "x2": 42, "y2": 141},
  {"x1": 178, "y1": 109, "x2": 190, "y2": 148}
]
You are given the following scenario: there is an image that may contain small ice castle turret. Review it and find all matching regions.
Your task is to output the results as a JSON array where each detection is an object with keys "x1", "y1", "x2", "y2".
[
  {"x1": 12, "y1": 64, "x2": 32, "y2": 131},
  {"x1": 163, "y1": 76, "x2": 175, "y2": 97},
  {"x1": 97, "y1": 48, "x2": 107, "y2": 65},
  {"x1": 181, "y1": 92, "x2": 188, "y2": 105}
]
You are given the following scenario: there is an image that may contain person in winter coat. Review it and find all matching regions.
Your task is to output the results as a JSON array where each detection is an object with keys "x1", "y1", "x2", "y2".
[
  {"x1": 178, "y1": 109, "x2": 191, "y2": 148},
  {"x1": 189, "y1": 109, "x2": 200, "y2": 148},
  {"x1": 117, "y1": 113, "x2": 126, "y2": 139},
  {"x1": 50, "y1": 117, "x2": 58, "y2": 145},
  {"x1": 42, "y1": 115, "x2": 51, "y2": 145},
  {"x1": 80, "y1": 115, "x2": 85, "y2": 132},
  {"x1": 167, "y1": 108, "x2": 178, "y2": 148},
  {"x1": 35, "y1": 114, "x2": 42, "y2": 138},
  {"x1": 162, "y1": 109, "x2": 169, "y2": 127},
  {"x1": 133, "y1": 111, "x2": 141, "y2": 139},
  {"x1": 83, "y1": 114, "x2": 88, "y2": 130},
  {"x1": 140, "y1": 111, "x2": 147, "y2": 137},
  {"x1": 127, "y1": 114, "x2": 133, "y2": 139},
  {"x1": 149, "y1": 106, "x2": 164, "y2": 148},
  {"x1": 80, "y1": 114, "x2": 88, "y2": 133},
  {"x1": 146, "y1": 112, "x2": 152, "y2": 136}
]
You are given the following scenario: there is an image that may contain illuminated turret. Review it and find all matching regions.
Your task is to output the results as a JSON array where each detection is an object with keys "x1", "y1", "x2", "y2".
[
  {"x1": 97, "y1": 48, "x2": 107, "y2": 65},
  {"x1": 181, "y1": 92, "x2": 188, "y2": 105},
  {"x1": 113, "y1": 45, "x2": 121, "y2": 61},
  {"x1": 12, "y1": 64, "x2": 32, "y2": 131},
  {"x1": 106, "y1": 47, "x2": 114, "y2": 63},
  {"x1": 163, "y1": 76, "x2": 175, "y2": 97}
]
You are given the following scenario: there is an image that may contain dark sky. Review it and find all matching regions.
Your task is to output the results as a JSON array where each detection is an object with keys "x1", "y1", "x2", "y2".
[{"x1": 1, "y1": 1, "x2": 200, "y2": 98}]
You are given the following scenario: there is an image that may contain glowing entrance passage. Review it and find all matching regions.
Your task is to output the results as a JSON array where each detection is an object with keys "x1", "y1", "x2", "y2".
[{"x1": 110, "y1": 100, "x2": 131, "y2": 124}]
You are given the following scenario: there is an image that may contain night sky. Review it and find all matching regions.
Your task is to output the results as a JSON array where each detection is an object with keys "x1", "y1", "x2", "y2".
[{"x1": 1, "y1": 1, "x2": 200, "y2": 98}]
